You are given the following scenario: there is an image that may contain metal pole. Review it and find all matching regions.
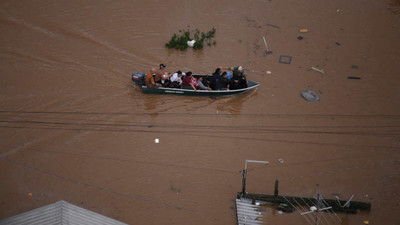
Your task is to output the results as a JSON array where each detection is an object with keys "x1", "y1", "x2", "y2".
[
  {"x1": 241, "y1": 160, "x2": 269, "y2": 197},
  {"x1": 241, "y1": 169, "x2": 247, "y2": 196},
  {"x1": 274, "y1": 179, "x2": 279, "y2": 197}
]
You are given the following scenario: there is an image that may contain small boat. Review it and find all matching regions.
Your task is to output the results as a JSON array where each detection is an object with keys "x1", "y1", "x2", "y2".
[{"x1": 131, "y1": 72, "x2": 260, "y2": 97}]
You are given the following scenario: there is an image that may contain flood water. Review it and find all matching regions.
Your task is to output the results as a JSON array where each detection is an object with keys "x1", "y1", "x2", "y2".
[{"x1": 1, "y1": 0, "x2": 400, "y2": 224}]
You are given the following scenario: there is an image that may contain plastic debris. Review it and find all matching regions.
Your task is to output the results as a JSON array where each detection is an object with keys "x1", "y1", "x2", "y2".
[
  {"x1": 187, "y1": 40, "x2": 196, "y2": 47},
  {"x1": 299, "y1": 29, "x2": 308, "y2": 33},
  {"x1": 348, "y1": 76, "x2": 361, "y2": 80},
  {"x1": 311, "y1": 67, "x2": 325, "y2": 74},
  {"x1": 301, "y1": 90, "x2": 320, "y2": 102},
  {"x1": 155, "y1": 138, "x2": 159, "y2": 144},
  {"x1": 297, "y1": 36, "x2": 304, "y2": 40},
  {"x1": 363, "y1": 221, "x2": 369, "y2": 225},
  {"x1": 266, "y1": 71, "x2": 272, "y2": 74},
  {"x1": 278, "y1": 158, "x2": 284, "y2": 163}
]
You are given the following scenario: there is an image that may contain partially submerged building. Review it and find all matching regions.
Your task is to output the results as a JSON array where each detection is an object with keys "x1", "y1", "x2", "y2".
[{"x1": 0, "y1": 200, "x2": 127, "y2": 225}]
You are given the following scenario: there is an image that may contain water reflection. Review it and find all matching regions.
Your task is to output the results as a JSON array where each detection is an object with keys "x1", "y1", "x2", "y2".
[
  {"x1": 143, "y1": 94, "x2": 161, "y2": 118},
  {"x1": 216, "y1": 90, "x2": 258, "y2": 116}
]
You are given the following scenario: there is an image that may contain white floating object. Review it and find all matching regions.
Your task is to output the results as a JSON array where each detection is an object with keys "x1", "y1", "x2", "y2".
[
  {"x1": 301, "y1": 90, "x2": 320, "y2": 102},
  {"x1": 311, "y1": 67, "x2": 325, "y2": 74},
  {"x1": 155, "y1": 138, "x2": 159, "y2": 143},
  {"x1": 266, "y1": 71, "x2": 272, "y2": 74},
  {"x1": 310, "y1": 206, "x2": 317, "y2": 211},
  {"x1": 278, "y1": 158, "x2": 284, "y2": 163},
  {"x1": 187, "y1": 40, "x2": 196, "y2": 47}
]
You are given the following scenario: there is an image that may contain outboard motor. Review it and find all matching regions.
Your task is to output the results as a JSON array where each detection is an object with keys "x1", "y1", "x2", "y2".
[{"x1": 131, "y1": 72, "x2": 146, "y2": 86}]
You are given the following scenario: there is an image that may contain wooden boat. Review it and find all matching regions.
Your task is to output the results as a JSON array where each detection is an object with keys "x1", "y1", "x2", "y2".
[{"x1": 131, "y1": 72, "x2": 260, "y2": 97}]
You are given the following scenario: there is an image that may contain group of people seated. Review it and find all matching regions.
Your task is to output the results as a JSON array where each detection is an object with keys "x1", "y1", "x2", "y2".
[{"x1": 145, "y1": 64, "x2": 248, "y2": 91}]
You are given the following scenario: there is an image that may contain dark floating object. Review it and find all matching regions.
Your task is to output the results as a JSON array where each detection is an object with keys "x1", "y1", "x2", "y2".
[
  {"x1": 348, "y1": 76, "x2": 361, "y2": 80},
  {"x1": 301, "y1": 90, "x2": 320, "y2": 102},
  {"x1": 297, "y1": 36, "x2": 304, "y2": 40},
  {"x1": 148, "y1": 125, "x2": 154, "y2": 128},
  {"x1": 279, "y1": 55, "x2": 292, "y2": 64},
  {"x1": 277, "y1": 204, "x2": 296, "y2": 213},
  {"x1": 335, "y1": 42, "x2": 341, "y2": 46},
  {"x1": 351, "y1": 65, "x2": 359, "y2": 69},
  {"x1": 265, "y1": 23, "x2": 280, "y2": 29}
]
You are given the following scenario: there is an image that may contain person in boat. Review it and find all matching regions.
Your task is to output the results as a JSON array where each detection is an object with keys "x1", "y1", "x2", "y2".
[
  {"x1": 155, "y1": 63, "x2": 167, "y2": 85},
  {"x1": 220, "y1": 66, "x2": 247, "y2": 89},
  {"x1": 145, "y1": 68, "x2": 158, "y2": 88},
  {"x1": 215, "y1": 71, "x2": 230, "y2": 90},
  {"x1": 226, "y1": 71, "x2": 232, "y2": 80},
  {"x1": 170, "y1": 70, "x2": 184, "y2": 88},
  {"x1": 182, "y1": 71, "x2": 198, "y2": 91},
  {"x1": 210, "y1": 68, "x2": 222, "y2": 90},
  {"x1": 197, "y1": 76, "x2": 212, "y2": 90},
  {"x1": 160, "y1": 72, "x2": 171, "y2": 87}
]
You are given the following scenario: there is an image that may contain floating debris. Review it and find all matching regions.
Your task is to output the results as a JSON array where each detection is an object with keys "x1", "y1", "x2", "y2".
[
  {"x1": 351, "y1": 65, "x2": 359, "y2": 69},
  {"x1": 265, "y1": 23, "x2": 280, "y2": 29},
  {"x1": 301, "y1": 90, "x2": 320, "y2": 102},
  {"x1": 187, "y1": 39, "x2": 196, "y2": 47},
  {"x1": 263, "y1": 36, "x2": 273, "y2": 55},
  {"x1": 279, "y1": 55, "x2": 292, "y2": 64},
  {"x1": 278, "y1": 158, "x2": 284, "y2": 163},
  {"x1": 311, "y1": 67, "x2": 325, "y2": 74},
  {"x1": 154, "y1": 138, "x2": 159, "y2": 144},
  {"x1": 335, "y1": 42, "x2": 341, "y2": 46},
  {"x1": 297, "y1": 36, "x2": 304, "y2": 40},
  {"x1": 299, "y1": 29, "x2": 308, "y2": 33},
  {"x1": 277, "y1": 203, "x2": 296, "y2": 213},
  {"x1": 348, "y1": 76, "x2": 361, "y2": 80}
]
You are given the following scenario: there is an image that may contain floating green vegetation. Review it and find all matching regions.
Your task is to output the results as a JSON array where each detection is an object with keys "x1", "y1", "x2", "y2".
[
  {"x1": 165, "y1": 27, "x2": 216, "y2": 51},
  {"x1": 170, "y1": 184, "x2": 181, "y2": 194}
]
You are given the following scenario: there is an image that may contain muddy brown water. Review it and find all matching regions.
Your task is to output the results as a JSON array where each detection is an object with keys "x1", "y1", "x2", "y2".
[{"x1": 1, "y1": 0, "x2": 399, "y2": 224}]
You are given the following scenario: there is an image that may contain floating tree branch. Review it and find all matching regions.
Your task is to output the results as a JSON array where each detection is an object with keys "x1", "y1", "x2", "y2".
[{"x1": 165, "y1": 27, "x2": 216, "y2": 51}]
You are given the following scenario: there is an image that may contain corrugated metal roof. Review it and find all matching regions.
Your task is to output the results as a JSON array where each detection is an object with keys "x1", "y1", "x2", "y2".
[
  {"x1": 0, "y1": 200, "x2": 128, "y2": 225},
  {"x1": 236, "y1": 198, "x2": 266, "y2": 225}
]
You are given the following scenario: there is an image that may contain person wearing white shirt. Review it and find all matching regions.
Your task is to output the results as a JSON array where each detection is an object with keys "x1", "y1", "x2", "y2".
[{"x1": 170, "y1": 70, "x2": 184, "y2": 88}]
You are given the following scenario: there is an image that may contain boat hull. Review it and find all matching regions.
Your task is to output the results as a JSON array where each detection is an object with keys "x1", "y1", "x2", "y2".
[{"x1": 140, "y1": 80, "x2": 259, "y2": 96}]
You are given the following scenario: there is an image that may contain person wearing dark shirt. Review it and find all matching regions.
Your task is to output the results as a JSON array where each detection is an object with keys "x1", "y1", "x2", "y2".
[
  {"x1": 210, "y1": 68, "x2": 222, "y2": 90},
  {"x1": 215, "y1": 72, "x2": 230, "y2": 90},
  {"x1": 220, "y1": 66, "x2": 247, "y2": 89}
]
